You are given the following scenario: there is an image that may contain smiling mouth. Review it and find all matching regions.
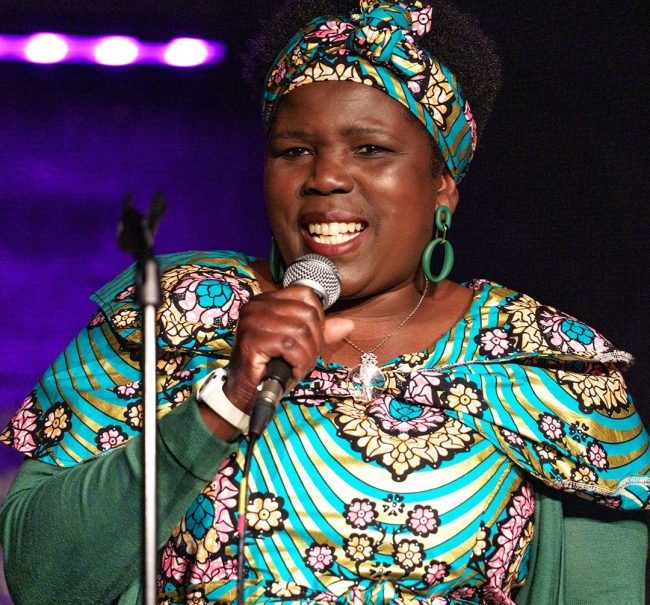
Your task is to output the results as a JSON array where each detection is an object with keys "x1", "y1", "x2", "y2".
[{"x1": 305, "y1": 221, "x2": 366, "y2": 245}]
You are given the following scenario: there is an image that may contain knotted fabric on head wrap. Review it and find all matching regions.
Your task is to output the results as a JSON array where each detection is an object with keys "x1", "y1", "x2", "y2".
[{"x1": 263, "y1": 0, "x2": 478, "y2": 182}]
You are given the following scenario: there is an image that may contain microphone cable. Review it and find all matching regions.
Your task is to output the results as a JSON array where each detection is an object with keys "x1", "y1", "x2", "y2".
[
  {"x1": 234, "y1": 254, "x2": 341, "y2": 604},
  {"x1": 236, "y1": 434, "x2": 257, "y2": 605}
]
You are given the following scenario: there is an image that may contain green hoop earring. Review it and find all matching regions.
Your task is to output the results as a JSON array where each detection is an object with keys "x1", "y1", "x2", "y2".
[
  {"x1": 269, "y1": 237, "x2": 286, "y2": 284},
  {"x1": 421, "y1": 205, "x2": 455, "y2": 283}
]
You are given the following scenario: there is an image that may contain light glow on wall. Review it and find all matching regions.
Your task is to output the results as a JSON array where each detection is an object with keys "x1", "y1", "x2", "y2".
[{"x1": 0, "y1": 33, "x2": 226, "y2": 67}]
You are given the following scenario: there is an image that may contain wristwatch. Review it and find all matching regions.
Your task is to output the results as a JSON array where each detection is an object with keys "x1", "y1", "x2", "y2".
[{"x1": 197, "y1": 368, "x2": 250, "y2": 433}]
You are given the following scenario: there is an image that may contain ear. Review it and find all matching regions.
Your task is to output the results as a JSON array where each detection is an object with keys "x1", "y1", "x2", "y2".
[{"x1": 434, "y1": 171, "x2": 459, "y2": 213}]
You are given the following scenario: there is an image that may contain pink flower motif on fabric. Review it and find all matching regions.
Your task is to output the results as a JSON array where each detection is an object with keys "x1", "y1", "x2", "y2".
[
  {"x1": 586, "y1": 441, "x2": 609, "y2": 469},
  {"x1": 6, "y1": 394, "x2": 39, "y2": 455},
  {"x1": 188, "y1": 556, "x2": 237, "y2": 584},
  {"x1": 172, "y1": 271, "x2": 251, "y2": 329},
  {"x1": 410, "y1": 6, "x2": 433, "y2": 36},
  {"x1": 424, "y1": 560, "x2": 449, "y2": 585},
  {"x1": 450, "y1": 586, "x2": 477, "y2": 600},
  {"x1": 160, "y1": 541, "x2": 188, "y2": 582},
  {"x1": 293, "y1": 368, "x2": 351, "y2": 405},
  {"x1": 173, "y1": 369, "x2": 197, "y2": 381},
  {"x1": 271, "y1": 59, "x2": 288, "y2": 85},
  {"x1": 405, "y1": 371, "x2": 443, "y2": 406},
  {"x1": 305, "y1": 544, "x2": 336, "y2": 572},
  {"x1": 349, "y1": 587, "x2": 364, "y2": 605},
  {"x1": 116, "y1": 285, "x2": 136, "y2": 300},
  {"x1": 464, "y1": 100, "x2": 478, "y2": 152},
  {"x1": 407, "y1": 504, "x2": 440, "y2": 537},
  {"x1": 305, "y1": 20, "x2": 355, "y2": 43},
  {"x1": 96, "y1": 425, "x2": 127, "y2": 450},
  {"x1": 115, "y1": 381, "x2": 141, "y2": 399},
  {"x1": 486, "y1": 483, "x2": 535, "y2": 590},
  {"x1": 368, "y1": 394, "x2": 445, "y2": 435},
  {"x1": 344, "y1": 498, "x2": 377, "y2": 529},
  {"x1": 89, "y1": 310, "x2": 106, "y2": 327},
  {"x1": 466, "y1": 278, "x2": 489, "y2": 290},
  {"x1": 537, "y1": 413, "x2": 564, "y2": 442},
  {"x1": 407, "y1": 73, "x2": 426, "y2": 94},
  {"x1": 210, "y1": 458, "x2": 239, "y2": 544},
  {"x1": 596, "y1": 496, "x2": 621, "y2": 509},
  {"x1": 538, "y1": 308, "x2": 610, "y2": 354},
  {"x1": 500, "y1": 428, "x2": 525, "y2": 448},
  {"x1": 478, "y1": 328, "x2": 513, "y2": 358}
]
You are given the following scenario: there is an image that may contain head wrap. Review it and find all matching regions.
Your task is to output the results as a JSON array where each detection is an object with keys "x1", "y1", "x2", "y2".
[{"x1": 263, "y1": 0, "x2": 478, "y2": 182}]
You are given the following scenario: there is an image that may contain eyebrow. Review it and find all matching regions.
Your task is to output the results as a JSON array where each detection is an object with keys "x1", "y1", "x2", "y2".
[{"x1": 270, "y1": 126, "x2": 390, "y2": 140}]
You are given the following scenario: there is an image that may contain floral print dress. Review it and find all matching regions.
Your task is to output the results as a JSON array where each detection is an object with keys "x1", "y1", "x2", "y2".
[{"x1": 2, "y1": 251, "x2": 649, "y2": 605}]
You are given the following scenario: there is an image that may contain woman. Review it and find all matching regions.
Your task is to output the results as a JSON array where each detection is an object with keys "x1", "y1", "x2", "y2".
[{"x1": 1, "y1": 1, "x2": 648, "y2": 604}]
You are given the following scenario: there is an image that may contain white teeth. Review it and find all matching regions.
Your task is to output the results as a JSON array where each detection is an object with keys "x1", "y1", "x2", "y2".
[
  {"x1": 312, "y1": 233, "x2": 359, "y2": 244},
  {"x1": 307, "y1": 222, "x2": 365, "y2": 237}
]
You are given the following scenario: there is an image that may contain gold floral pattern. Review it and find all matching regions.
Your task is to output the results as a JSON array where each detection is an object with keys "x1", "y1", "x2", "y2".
[
  {"x1": 4, "y1": 251, "x2": 647, "y2": 603},
  {"x1": 502, "y1": 294, "x2": 545, "y2": 352},
  {"x1": 557, "y1": 365, "x2": 629, "y2": 416},
  {"x1": 394, "y1": 539, "x2": 424, "y2": 572},
  {"x1": 344, "y1": 533, "x2": 375, "y2": 562},
  {"x1": 42, "y1": 403, "x2": 71, "y2": 442},
  {"x1": 246, "y1": 492, "x2": 288, "y2": 536},
  {"x1": 331, "y1": 397, "x2": 474, "y2": 481},
  {"x1": 265, "y1": 581, "x2": 304, "y2": 598},
  {"x1": 442, "y1": 379, "x2": 486, "y2": 415},
  {"x1": 112, "y1": 308, "x2": 140, "y2": 329}
]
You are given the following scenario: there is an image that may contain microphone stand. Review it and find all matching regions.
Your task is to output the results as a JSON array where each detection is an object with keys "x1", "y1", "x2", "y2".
[{"x1": 117, "y1": 193, "x2": 167, "y2": 605}]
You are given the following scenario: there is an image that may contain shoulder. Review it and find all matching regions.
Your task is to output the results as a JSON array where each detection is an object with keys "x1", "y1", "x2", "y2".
[
  {"x1": 92, "y1": 250, "x2": 258, "y2": 308},
  {"x1": 465, "y1": 279, "x2": 632, "y2": 367},
  {"x1": 90, "y1": 250, "x2": 261, "y2": 352}
]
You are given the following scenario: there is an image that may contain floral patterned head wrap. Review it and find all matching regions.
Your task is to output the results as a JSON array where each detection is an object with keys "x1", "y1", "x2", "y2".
[{"x1": 263, "y1": 0, "x2": 478, "y2": 182}]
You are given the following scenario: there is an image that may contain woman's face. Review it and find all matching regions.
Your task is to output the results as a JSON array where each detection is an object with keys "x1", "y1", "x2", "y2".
[{"x1": 264, "y1": 80, "x2": 456, "y2": 298}]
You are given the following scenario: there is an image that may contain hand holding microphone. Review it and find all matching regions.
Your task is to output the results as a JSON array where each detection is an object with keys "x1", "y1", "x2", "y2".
[{"x1": 207, "y1": 254, "x2": 353, "y2": 438}]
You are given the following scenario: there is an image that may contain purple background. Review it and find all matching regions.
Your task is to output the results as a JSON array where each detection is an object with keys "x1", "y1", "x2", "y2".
[{"x1": 0, "y1": 2, "x2": 647, "y2": 603}]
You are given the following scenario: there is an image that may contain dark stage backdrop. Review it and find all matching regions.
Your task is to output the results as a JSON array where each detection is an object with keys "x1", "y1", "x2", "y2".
[{"x1": 0, "y1": 2, "x2": 647, "y2": 603}]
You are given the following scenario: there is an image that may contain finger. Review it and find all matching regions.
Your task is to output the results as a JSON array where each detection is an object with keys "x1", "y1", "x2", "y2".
[
  {"x1": 239, "y1": 298, "x2": 325, "y2": 354},
  {"x1": 323, "y1": 318, "x2": 355, "y2": 346}
]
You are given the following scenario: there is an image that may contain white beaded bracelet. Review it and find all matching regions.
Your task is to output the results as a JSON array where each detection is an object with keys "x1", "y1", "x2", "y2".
[{"x1": 197, "y1": 368, "x2": 250, "y2": 433}]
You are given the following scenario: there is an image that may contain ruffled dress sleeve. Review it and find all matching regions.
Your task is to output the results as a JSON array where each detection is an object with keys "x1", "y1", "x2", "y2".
[
  {"x1": 0, "y1": 250, "x2": 259, "y2": 467},
  {"x1": 401, "y1": 282, "x2": 650, "y2": 511}
]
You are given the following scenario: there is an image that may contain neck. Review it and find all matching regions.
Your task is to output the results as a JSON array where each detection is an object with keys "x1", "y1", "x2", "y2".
[{"x1": 329, "y1": 277, "x2": 432, "y2": 322}]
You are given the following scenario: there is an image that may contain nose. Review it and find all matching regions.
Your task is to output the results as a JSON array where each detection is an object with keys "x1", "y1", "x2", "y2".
[{"x1": 302, "y1": 152, "x2": 353, "y2": 196}]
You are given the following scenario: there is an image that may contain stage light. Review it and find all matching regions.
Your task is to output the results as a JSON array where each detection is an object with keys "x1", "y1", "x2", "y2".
[
  {"x1": 163, "y1": 38, "x2": 210, "y2": 67},
  {"x1": 0, "y1": 33, "x2": 226, "y2": 67},
  {"x1": 94, "y1": 36, "x2": 139, "y2": 66},
  {"x1": 24, "y1": 33, "x2": 69, "y2": 64}
]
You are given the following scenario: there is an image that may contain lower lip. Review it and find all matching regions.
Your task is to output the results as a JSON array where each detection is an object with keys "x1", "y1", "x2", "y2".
[{"x1": 301, "y1": 229, "x2": 367, "y2": 256}]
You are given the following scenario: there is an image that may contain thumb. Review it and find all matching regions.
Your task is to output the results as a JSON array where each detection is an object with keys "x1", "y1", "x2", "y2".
[{"x1": 323, "y1": 317, "x2": 355, "y2": 346}]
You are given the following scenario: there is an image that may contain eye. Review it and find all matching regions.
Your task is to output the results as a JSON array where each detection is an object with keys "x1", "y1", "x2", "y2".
[
  {"x1": 280, "y1": 146, "x2": 311, "y2": 158},
  {"x1": 356, "y1": 144, "x2": 390, "y2": 155}
]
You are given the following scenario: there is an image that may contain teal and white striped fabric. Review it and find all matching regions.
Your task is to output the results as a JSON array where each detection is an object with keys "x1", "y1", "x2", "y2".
[{"x1": 3, "y1": 251, "x2": 648, "y2": 604}]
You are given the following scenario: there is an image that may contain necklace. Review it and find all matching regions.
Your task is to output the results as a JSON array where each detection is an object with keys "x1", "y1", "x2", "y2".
[{"x1": 345, "y1": 281, "x2": 429, "y2": 403}]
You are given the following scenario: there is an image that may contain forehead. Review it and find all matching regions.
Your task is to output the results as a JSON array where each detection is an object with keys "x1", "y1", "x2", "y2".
[{"x1": 270, "y1": 80, "x2": 428, "y2": 138}]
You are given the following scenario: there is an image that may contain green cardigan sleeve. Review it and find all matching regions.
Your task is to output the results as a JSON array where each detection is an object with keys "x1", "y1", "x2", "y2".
[
  {"x1": 516, "y1": 489, "x2": 648, "y2": 605},
  {"x1": 0, "y1": 398, "x2": 236, "y2": 605}
]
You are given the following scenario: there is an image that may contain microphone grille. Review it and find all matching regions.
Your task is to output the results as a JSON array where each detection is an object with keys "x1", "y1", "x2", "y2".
[{"x1": 282, "y1": 254, "x2": 341, "y2": 310}]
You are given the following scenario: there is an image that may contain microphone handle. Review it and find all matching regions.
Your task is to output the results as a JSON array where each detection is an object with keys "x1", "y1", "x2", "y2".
[{"x1": 249, "y1": 357, "x2": 293, "y2": 437}]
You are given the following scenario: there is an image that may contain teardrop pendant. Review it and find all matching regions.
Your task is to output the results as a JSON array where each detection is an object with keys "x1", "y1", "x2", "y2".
[{"x1": 347, "y1": 352, "x2": 387, "y2": 403}]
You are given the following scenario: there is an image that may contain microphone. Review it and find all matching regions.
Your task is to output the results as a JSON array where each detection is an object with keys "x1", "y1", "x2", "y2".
[{"x1": 248, "y1": 254, "x2": 341, "y2": 437}]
